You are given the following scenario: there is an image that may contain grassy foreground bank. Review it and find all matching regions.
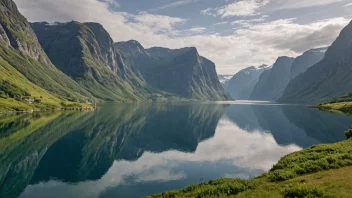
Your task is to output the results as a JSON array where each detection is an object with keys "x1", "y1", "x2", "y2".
[{"x1": 149, "y1": 138, "x2": 352, "y2": 198}]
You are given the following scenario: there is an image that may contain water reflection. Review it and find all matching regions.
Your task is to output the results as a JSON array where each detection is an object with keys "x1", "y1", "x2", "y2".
[{"x1": 0, "y1": 102, "x2": 350, "y2": 198}]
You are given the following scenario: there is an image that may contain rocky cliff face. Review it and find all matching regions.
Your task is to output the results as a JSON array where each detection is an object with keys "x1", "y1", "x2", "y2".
[
  {"x1": 225, "y1": 65, "x2": 270, "y2": 100},
  {"x1": 290, "y1": 47, "x2": 327, "y2": 80},
  {"x1": 250, "y1": 57, "x2": 294, "y2": 101},
  {"x1": 116, "y1": 40, "x2": 230, "y2": 100},
  {"x1": 0, "y1": 0, "x2": 50, "y2": 64},
  {"x1": 31, "y1": 22, "x2": 151, "y2": 102},
  {"x1": 280, "y1": 21, "x2": 352, "y2": 102}
]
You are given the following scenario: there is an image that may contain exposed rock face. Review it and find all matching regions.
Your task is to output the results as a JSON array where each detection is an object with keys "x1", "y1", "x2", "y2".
[
  {"x1": 250, "y1": 57, "x2": 295, "y2": 101},
  {"x1": 116, "y1": 40, "x2": 230, "y2": 100},
  {"x1": 31, "y1": 22, "x2": 151, "y2": 101},
  {"x1": 280, "y1": 21, "x2": 352, "y2": 102},
  {"x1": 225, "y1": 65, "x2": 270, "y2": 100},
  {"x1": 0, "y1": 0, "x2": 49, "y2": 64},
  {"x1": 290, "y1": 47, "x2": 327, "y2": 80}
]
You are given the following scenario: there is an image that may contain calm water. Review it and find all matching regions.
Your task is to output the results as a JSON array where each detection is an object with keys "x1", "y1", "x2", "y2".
[{"x1": 0, "y1": 101, "x2": 350, "y2": 198}]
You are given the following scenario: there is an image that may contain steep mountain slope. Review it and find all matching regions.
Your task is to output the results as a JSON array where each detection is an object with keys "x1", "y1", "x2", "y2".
[
  {"x1": 31, "y1": 22, "x2": 156, "y2": 102},
  {"x1": 280, "y1": 21, "x2": 352, "y2": 102},
  {"x1": 225, "y1": 65, "x2": 270, "y2": 100},
  {"x1": 290, "y1": 47, "x2": 327, "y2": 80},
  {"x1": 116, "y1": 40, "x2": 230, "y2": 100},
  {"x1": 250, "y1": 57, "x2": 294, "y2": 101},
  {"x1": 0, "y1": 0, "x2": 95, "y2": 111}
]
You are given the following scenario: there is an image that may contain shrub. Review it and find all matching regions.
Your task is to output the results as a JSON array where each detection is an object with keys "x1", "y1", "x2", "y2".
[
  {"x1": 283, "y1": 184, "x2": 334, "y2": 198},
  {"x1": 344, "y1": 126, "x2": 352, "y2": 139},
  {"x1": 268, "y1": 139, "x2": 352, "y2": 182},
  {"x1": 269, "y1": 170, "x2": 296, "y2": 182}
]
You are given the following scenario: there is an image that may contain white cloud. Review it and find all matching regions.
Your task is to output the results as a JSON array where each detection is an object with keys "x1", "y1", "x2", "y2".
[
  {"x1": 201, "y1": 0, "x2": 270, "y2": 18},
  {"x1": 100, "y1": 0, "x2": 119, "y2": 8},
  {"x1": 344, "y1": 3, "x2": 352, "y2": 7},
  {"x1": 188, "y1": 27, "x2": 207, "y2": 33},
  {"x1": 213, "y1": 22, "x2": 229, "y2": 25},
  {"x1": 131, "y1": 12, "x2": 186, "y2": 33},
  {"x1": 218, "y1": 0, "x2": 270, "y2": 17},
  {"x1": 235, "y1": 17, "x2": 349, "y2": 53},
  {"x1": 231, "y1": 15, "x2": 268, "y2": 26},
  {"x1": 271, "y1": 0, "x2": 346, "y2": 10},
  {"x1": 200, "y1": 8, "x2": 217, "y2": 17},
  {"x1": 150, "y1": 0, "x2": 202, "y2": 11}
]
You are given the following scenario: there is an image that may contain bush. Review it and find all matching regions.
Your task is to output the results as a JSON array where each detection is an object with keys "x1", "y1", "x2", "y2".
[
  {"x1": 269, "y1": 170, "x2": 296, "y2": 182},
  {"x1": 283, "y1": 184, "x2": 333, "y2": 198},
  {"x1": 0, "y1": 80, "x2": 31, "y2": 99},
  {"x1": 0, "y1": 90, "x2": 7, "y2": 99},
  {"x1": 150, "y1": 178, "x2": 261, "y2": 198},
  {"x1": 344, "y1": 126, "x2": 352, "y2": 139},
  {"x1": 268, "y1": 139, "x2": 352, "y2": 182}
]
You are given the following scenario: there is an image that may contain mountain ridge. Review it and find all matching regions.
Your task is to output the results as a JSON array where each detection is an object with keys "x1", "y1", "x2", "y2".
[
  {"x1": 31, "y1": 21, "x2": 160, "y2": 102},
  {"x1": 250, "y1": 56, "x2": 295, "y2": 101},
  {"x1": 280, "y1": 20, "x2": 352, "y2": 102},
  {"x1": 225, "y1": 64, "x2": 270, "y2": 100},
  {"x1": 116, "y1": 40, "x2": 230, "y2": 100}
]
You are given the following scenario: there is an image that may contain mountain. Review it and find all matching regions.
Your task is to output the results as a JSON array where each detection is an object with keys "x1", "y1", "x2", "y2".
[
  {"x1": 31, "y1": 22, "x2": 157, "y2": 102},
  {"x1": 218, "y1": 74, "x2": 232, "y2": 85},
  {"x1": 280, "y1": 21, "x2": 352, "y2": 103},
  {"x1": 116, "y1": 40, "x2": 230, "y2": 100},
  {"x1": 0, "y1": 0, "x2": 95, "y2": 111},
  {"x1": 290, "y1": 47, "x2": 328, "y2": 80},
  {"x1": 250, "y1": 57, "x2": 295, "y2": 101},
  {"x1": 225, "y1": 65, "x2": 270, "y2": 100}
]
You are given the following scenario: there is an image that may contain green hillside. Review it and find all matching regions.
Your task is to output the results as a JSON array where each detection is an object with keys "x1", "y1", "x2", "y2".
[{"x1": 0, "y1": 0, "x2": 95, "y2": 111}]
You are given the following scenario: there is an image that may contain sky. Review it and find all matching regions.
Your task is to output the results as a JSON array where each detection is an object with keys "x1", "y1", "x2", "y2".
[{"x1": 14, "y1": 0, "x2": 352, "y2": 74}]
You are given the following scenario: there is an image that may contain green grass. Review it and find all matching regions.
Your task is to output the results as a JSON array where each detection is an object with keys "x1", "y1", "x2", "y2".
[
  {"x1": 318, "y1": 102, "x2": 352, "y2": 115},
  {"x1": 317, "y1": 93, "x2": 352, "y2": 114},
  {"x1": 150, "y1": 138, "x2": 352, "y2": 198},
  {"x1": 0, "y1": 43, "x2": 94, "y2": 112}
]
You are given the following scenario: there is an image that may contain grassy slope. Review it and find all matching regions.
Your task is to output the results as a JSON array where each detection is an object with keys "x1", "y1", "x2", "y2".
[
  {"x1": 150, "y1": 138, "x2": 352, "y2": 198},
  {"x1": 0, "y1": 44, "x2": 94, "y2": 112},
  {"x1": 317, "y1": 94, "x2": 352, "y2": 115}
]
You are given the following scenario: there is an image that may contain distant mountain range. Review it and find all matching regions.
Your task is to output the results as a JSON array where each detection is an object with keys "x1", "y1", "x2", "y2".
[
  {"x1": 225, "y1": 45, "x2": 330, "y2": 102},
  {"x1": 224, "y1": 65, "x2": 270, "y2": 100},
  {"x1": 225, "y1": 21, "x2": 352, "y2": 103},
  {"x1": 250, "y1": 57, "x2": 295, "y2": 101},
  {"x1": 0, "y1": 0, "x2": 229, "y2": 111}
]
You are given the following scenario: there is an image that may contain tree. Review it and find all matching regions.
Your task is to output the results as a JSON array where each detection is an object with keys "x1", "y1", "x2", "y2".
[{"x1": 344, "y1": 126, "x2": 352, "y2": 139}]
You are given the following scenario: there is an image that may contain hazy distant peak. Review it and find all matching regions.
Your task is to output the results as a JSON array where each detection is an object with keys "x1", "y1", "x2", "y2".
[{"x1": 306, "y1": 47, "x2": 329, "y2": 54}]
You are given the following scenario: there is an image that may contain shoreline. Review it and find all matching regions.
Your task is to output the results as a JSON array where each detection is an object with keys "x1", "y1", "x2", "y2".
[{"x1": 0, "y1": 107, "x2": 96, "y2": 115}]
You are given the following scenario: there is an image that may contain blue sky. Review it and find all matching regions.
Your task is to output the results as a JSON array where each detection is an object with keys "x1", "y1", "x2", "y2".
[{"x1": 15, "y1": 0, "x2": 352, "y2": 74}]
